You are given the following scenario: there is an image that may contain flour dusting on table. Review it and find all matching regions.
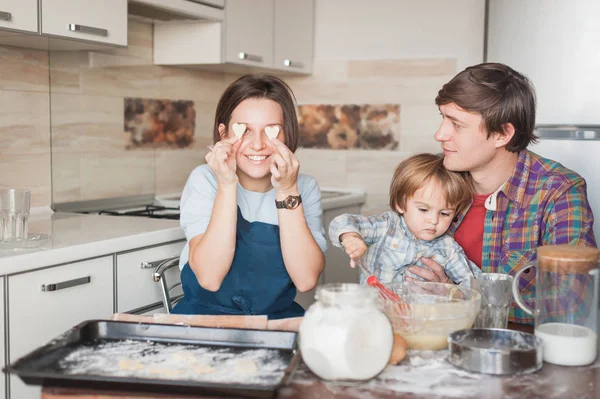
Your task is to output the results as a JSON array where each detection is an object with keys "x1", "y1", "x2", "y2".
[{"x1": 58, "y1": 339, "x2": 288, "y2": 386}]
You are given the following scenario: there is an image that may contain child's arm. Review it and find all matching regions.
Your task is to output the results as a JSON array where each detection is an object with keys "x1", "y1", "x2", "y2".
[
  {"x1": 328, "y1": 212, "x2": 395, "y2": 248},
  {"x1": 187, "y1": 138, "x2": 241, "y2": 292}
]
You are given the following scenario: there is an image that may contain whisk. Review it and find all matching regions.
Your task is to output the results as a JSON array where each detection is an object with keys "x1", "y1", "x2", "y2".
[{"x1": 355, "y1": 257, "x2": 411, "y2": 316}]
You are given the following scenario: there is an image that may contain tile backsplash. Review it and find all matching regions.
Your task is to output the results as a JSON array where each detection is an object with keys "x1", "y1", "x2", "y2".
[{"x1": 1, "y1": 18, "x2": 456, "y2": 213}]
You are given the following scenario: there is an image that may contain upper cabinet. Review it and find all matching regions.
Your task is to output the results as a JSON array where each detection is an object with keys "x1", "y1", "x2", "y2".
[
  {"x1": 223, "y1": 0, "x2": 274, "y2": 68},
  {"x1": 154, "y1": 0, "x2": 315, "y2": 75},
  {"x1": 273, "y1": 0, "x2": 314, "y2": 74},
  {"x1": 0, "y1": 0, "x2": 38, "y2": 34},
  {"x1": 0, "y1": 0, "x2": 127, "y2": 50},
  {"x1": 41, "y1": 0, "x2": 127, "y2": 47}
]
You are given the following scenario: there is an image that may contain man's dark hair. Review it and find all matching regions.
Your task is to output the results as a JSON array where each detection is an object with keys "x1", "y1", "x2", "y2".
[{"x1": 435, "y1": 62, "x2": 537, "y2": 152}]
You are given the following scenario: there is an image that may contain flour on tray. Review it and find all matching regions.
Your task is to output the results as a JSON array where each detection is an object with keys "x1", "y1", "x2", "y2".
[{"x1": 58, "y1": 340, "x2": 287, "y2": 386}]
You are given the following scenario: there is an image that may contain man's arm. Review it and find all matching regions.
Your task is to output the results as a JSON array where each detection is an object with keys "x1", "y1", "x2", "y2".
[{"x1": 543, "y1": 182, "x2": 596, "y2": 247}]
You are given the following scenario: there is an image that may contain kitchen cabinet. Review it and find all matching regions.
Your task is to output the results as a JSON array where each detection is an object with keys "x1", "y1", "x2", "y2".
[
  {"x1": 41, "y1": 0, "x2": 127, "y2": 46},
  {"x1": 273, "y1": 0, "x2": 314, "y2": 74},
  {"x1": 116, "y1": 241, "x2": 185, "y2": 313},
  {"x1": 223, "y1": 0, "x2": 273, "y2": 67},
  {"x1": 153, "y1": 0, "x2": 314, "y2": 74},
  {"x1": 0, "y1": 0, "x2": 38, "y2": 34},
  {"x1": 0, "y1": 0, "x2": 127, "y2": 50},
  {"x1": 8, "y1": 256, "x2": 114, "y2": 399}
]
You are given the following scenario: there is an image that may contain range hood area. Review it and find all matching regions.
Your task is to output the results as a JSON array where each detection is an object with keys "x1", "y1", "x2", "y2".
[{"x1": 128, "y1": 0, "x2": 224, "y2": 21}]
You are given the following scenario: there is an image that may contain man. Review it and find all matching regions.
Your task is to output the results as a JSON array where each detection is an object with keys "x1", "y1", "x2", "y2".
[{"x1": 408, "y1": 62, "x2": 597, "y2": 325}]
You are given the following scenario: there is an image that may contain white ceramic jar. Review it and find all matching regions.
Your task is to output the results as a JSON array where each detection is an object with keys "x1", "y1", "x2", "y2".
[{"x1": 299, "y1": 283, "x2": 393, "y2": 383}]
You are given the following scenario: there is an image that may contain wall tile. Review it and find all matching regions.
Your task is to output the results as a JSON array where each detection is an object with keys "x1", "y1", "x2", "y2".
[
  {"x1": 0, "y1": 46, "x2": 49, "y2": 92},
  {"x1": 348, "y1": 59, "x2": 456, "y2": 79},
  {"x1": 48, "y1": 51, "x2": 88, "y2": 94},
  {"x1": 0, "y1": 91, "x2": 50, "y2": 154},
  {"x1": 0, "y1": 154, "x2": 51, "y2": 207},
  {"x1": 79, "y1": 64, "x2": 162, "y2": 98},
  {"x1": 50, "y1": 94, "x2": 123, "y2": 153},
  {"x1": 155, "y1": 147, "x2": 210, "y2": 196},
  {"x1": 79, "y1": 151, "x2": 155, "y2": 200},
  {"x1": 51, "y1": 153, "x2": 82, "y2": 203},
  {"x1": 295, "y1": 149, "x2": 348, "y2": 188}
]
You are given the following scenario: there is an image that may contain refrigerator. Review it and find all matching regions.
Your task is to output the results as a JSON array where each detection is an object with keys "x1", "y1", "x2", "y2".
[
  {"x1": 486, "y1": 0, "x2": 600, "y2": 240},
  {"x1": 487, "y1": 0, "x2": 600, "y2": 342}
]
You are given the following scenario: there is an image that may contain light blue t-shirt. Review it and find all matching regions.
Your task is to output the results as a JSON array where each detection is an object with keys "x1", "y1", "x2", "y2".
[{"x1": 179, "y1": 164, "x2": 328, "y2": 269}]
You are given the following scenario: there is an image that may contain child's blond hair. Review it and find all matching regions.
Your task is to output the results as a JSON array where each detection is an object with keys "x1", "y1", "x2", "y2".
[{"x1": 389, "y1": 153, "x2": 473, "y2": 214}]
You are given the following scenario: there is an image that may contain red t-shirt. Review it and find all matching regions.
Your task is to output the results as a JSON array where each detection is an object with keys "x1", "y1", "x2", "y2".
[{"x1": 453, "y1": 194, "x2": 489, "y2": 269}]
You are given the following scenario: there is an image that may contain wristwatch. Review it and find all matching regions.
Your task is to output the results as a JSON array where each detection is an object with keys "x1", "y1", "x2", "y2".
[{"x1": 275, "y1": 195, "x2": 302, "y2": 210}]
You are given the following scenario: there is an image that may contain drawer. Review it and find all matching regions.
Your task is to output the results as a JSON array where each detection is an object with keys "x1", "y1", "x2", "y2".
[
  {"x1": 8, "y1": 256, "x2": 114, "y2": 361},
  {"x1": 8, "y1": 257, "x2": 113, "y2": 399},
  {"x1": 116, "y1": 241, "x2": 185, "y2": 313},
  {"x1": 41, "y1": 0, "x2": 127, "y2": 46}
]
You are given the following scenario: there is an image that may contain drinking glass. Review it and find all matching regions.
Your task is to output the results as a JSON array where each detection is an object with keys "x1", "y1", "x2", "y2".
[
  {"x1": 0, "y1": 189, "x2": 31, "y2": 242},
  {"x1": 470, "y1": 273, "x2": 514, "y2": 329}
]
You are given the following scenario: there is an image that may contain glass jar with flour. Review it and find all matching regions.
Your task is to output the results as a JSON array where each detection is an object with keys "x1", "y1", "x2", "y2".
[
  {"x1": 299, "y1": 283, "x2": 393, "y2": 384},
  {"x1": 513, "y1": 245, "x2": 599, "y2": 366}
]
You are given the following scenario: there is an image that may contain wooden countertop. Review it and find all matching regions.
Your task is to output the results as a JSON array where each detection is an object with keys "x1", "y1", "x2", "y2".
[
  {"x1": 38, "y1": 315, "x2": 599, "y2": 399},
  {"x1": 41, "y1": 355, "x2": 600, "y2": 399}
]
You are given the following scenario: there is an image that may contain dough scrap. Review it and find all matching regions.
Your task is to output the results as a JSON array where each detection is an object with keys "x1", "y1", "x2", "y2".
[{"x1": 235, "y1": 358, "x2": 258, "y2": 373}]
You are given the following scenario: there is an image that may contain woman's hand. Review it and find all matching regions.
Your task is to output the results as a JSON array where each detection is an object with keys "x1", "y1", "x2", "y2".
[
  {"x1": 407, "y1": 257, "x2": 453, "y2": 284},
  {"x1": 205, "y1": 136, "x2": 241, "y2": 186},
  {"x1": 268, "y1": 137, "x2": 299, "y2": 193},
  {"x1": 340, "y1": 232, "x2": 367, "y2": 268}
]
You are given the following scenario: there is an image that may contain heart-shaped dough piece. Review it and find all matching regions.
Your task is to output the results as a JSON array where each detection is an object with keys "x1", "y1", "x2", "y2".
[
  {"x1": 232, "y1": 123, "x2": 246, "y2": 138},
  {"x1": 264, "y1": 125, "x2": 280, "y2": 139}
]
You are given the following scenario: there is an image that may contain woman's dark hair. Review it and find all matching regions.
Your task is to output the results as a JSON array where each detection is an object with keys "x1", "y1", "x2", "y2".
[
  {"x1": 435, "y1": 62, "x2": 537, "y2": 152},
  {"x1": 213, "y1": 74, "x2": 299, "y2": 152}
]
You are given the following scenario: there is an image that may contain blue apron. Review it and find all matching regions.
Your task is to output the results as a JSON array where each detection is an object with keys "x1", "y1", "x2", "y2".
[{"x1": 172, "y1": 207, "x2": 304, "y2": 319}]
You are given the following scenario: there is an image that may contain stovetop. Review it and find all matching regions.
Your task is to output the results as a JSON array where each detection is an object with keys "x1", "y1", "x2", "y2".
[{"x1": 96, "y1": 205, "x2": 180, "y2": 220}]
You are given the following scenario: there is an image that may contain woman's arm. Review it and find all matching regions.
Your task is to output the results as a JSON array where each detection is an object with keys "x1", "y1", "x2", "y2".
[
  {"x1": 269, "y1": 139, "x2": 325, "y2": 292},
  {"x1": 188, "y1": 183, "x2": 238, "y2": 292},
  {"x1": 187, "y1": 137, "x2": 241, "y2": 292},
  {"x1": 276, "y1": 187, "x2": 325, "y2": 292}
]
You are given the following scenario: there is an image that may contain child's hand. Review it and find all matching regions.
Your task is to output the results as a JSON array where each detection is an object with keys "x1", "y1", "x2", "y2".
[
  {"x1": 205, "y1": 136, "x2": 242, "y2": 186},
  {"x1": 340, "y1": 232, "x2": 367, "y2": 268}
]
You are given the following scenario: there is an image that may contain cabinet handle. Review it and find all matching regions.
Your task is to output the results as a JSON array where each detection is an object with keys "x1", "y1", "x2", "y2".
[
  {"x1": 141, "y1": 257, "x2": 179, "y2": 270},
  {"x1": 41, "y1": 276, "x2": 91, "y2": 292},
  {"x1": 238, "y1": 52, "x2": 263, "y2": 63},
  {"x1": 283, "y1": 59, "x2": 304, "y2": 69},
  {"x1": 0, "y1": 11, "x2": 12, "y2": 21},
  {"x1": 68, "y1": 24, "x2": 108, "y2": 37}
]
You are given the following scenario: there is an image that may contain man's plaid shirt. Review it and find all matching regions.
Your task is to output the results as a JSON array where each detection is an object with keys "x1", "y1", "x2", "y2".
[{"x1": 449, "y1": 150, "x2": 597, "y2": 324}]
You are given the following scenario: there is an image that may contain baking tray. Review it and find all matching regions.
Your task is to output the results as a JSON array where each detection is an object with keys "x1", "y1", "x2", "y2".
[
  {"x1": 448, "y1": 328, "x2": 543, "y2": 375},
  {"x1": 4, "y1": 319, "x2": 300, "y2": 399}
]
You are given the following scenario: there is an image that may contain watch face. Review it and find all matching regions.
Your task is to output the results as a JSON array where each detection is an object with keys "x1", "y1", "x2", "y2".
[{"x1": 285, "y1": 196, "x2": 300, "y2": 209}]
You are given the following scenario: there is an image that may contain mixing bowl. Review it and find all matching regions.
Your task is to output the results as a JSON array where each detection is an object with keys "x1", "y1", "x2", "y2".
[{"x1": 379, "y1": 281, "x2": 481, "y2": 350}]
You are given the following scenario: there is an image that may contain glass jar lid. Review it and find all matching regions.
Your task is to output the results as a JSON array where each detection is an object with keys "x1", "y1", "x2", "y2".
[
  {"x1": 537, "y1": 245, "x2": 599, "y2": 273},
  {"x1": 315, "y1": 283, "x2": 379, "y2": 306}
]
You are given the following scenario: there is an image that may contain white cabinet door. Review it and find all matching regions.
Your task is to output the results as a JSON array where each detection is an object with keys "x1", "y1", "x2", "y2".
[
  {"x1": 116, "y1": 241, "x2": 185, "y2": 313},
  {"x1": 8, "y1": 256, "x2": 114, "y2": 399},
  {"x1": 0, "y1": 0, "x2": 37, "y2": 33},
  {"x1": 224, "y1": 0, "x2": 273, "y2": 67},
  {"x1": 41, "y1": 0, "x2": 127, "y2": 46},
  {"x1": 273, "y1": 0, "x2": 314, "y2": 74}
]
